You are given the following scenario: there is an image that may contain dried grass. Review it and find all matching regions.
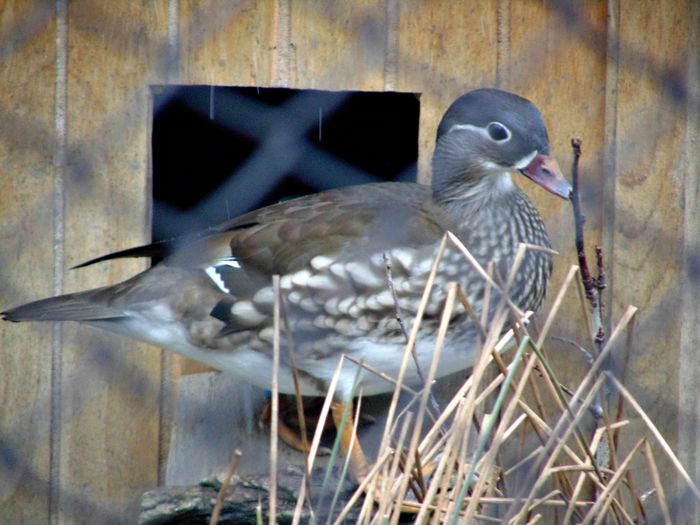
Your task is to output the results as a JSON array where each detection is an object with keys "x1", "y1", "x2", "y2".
[{"x1": 259, "y1": 234, "x2": 700, "y2": 524}]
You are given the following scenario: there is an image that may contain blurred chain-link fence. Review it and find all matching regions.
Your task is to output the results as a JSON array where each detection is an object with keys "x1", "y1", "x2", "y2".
[{"x1": 0, "y1": 1, "x2": 698, "y2": 523}]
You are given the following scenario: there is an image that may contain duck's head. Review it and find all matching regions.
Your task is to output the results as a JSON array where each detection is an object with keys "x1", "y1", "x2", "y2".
[{"x1": 432, "y1": 88, "x2": 571, "y2": 204}]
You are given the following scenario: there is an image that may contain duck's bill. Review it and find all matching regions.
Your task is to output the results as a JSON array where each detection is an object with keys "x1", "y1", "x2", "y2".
[{"x1": 520, "y1": 154, "x2": 572, "y2": 200}]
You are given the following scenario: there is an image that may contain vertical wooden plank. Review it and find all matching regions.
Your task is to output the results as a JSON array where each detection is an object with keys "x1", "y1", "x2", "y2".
[
  {"x1": 0, "y1": 1, "x2": 693, "y2": 522},
  {"x1": 678, "y1": 2, "x2": 700, "y2": 520},
  {"x1": 387, "y1": 0, "x2": 500, "y2": 406},
  {"x1": 171, "y1": 0, "x2": 279, "y2": 396},
  {"x1": 508, "y1": 1, "x2": 608, "y2": 383},
  {"x1": 57, "y1": 1, "x2": 169, "y2": 522},
  {"x1": 179, "y1": 0, "x2": 276, "y2": 86},
  {"x1": 0, "y1": 2, "x2": 55, "y2": 522},
  {"x1": 509, "y1": 0, "x2": 607, "y2": 238},
  {"x1": 161, "y1": 0, "x2": 282, "y2": 483},
  {"x1": 612, "y1": 1, "x2": 692, "y2": 519},
  {"x1": 395, "y1": 0, "x2": 500, "y2": 182},
  {"x1": 290, "y1": 0, "x2": 386, "y2": 90}
]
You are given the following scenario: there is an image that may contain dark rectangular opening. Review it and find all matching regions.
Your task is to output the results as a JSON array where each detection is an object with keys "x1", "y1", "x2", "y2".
[{"x1": 151, "y1": 86, "x2": 420, "y2": 244}]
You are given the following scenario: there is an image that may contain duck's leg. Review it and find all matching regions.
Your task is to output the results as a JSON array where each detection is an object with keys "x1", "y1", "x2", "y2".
[
  {"x1": 259, "y1": 396, "x2": 313, "y2": 453},
  {"x1": 331, "y1": 401, "x2": 438, "y2": 514},
  {"x1": 331, "y1": 401, "x2": 372, "y2": 483}
]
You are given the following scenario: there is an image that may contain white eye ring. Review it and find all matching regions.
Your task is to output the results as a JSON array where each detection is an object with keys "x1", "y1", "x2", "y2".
[{"x1": 486, "y1": 121, "x2": 511, "y2": 142}]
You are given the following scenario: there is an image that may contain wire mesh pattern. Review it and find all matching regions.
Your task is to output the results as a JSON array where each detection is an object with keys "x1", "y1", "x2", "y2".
[{"x1": 0, "y1": 1, "x2": 697, "y2": 524}]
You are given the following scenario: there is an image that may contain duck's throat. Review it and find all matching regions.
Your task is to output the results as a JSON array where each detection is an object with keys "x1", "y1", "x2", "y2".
[{"x1": 434, "y1": 170, "x2": 519, "y2": 221}]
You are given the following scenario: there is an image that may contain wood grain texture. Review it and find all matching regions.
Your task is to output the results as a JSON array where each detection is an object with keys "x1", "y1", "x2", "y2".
[
  {"x1": 179, "y1": 0, "x2": 276, "y2": 86},
  {"x1": 611, "y1": 1, "x2": 695, "y2": 520},
  {"x1": 175, "y1": 0, "x2": 276, "y2": 376},
  {"x1": 0, "y1": 0, "x2": 697, "y2": 520},
  {"x1": 678, "y1": 1, "x2": 700, "y2": 518},
  {"x1": 509, "y1": 0, "x2": 607, "y2": 239},
  {"x1": 290, "y1": 0, "x2": 386, "y2": 90},
  {"x1": 509, "y1": 1, "x2": 608, "y2": 389},
  {"x1": 395, "y1": 0, "x2": 499, "y2": 183},
  {"x1": 56, "y1": 2, "x2": 168, "y2": 522},
  {"x1": 0, "y1": 2, "x2": 56, "y2": 522}
]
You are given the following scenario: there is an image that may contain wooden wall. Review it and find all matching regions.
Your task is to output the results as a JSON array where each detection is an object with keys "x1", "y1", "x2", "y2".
[{"x1": 0, "y1": 0, "x2": 697, "y2": 523}]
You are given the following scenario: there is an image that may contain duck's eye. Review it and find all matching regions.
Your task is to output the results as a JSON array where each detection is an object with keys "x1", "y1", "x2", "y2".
[{"x1": 487, "y1": 122, "x2": 510, "y2": 142}]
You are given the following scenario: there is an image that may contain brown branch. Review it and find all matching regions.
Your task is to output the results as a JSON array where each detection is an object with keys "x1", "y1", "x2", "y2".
[
  {"x1": 570, "y1": 138, "x2": 595, "y2": 306},
  {"x1": 570, "y1": 139, "x2": 626, "y2": 521},
  {"x1": 569, "y1": 138, "x2": 606, "y2": 354}
]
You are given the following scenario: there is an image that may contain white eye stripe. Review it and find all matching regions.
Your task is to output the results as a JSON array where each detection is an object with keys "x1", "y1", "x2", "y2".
[
  {"x1": 513, "y1": 150, "x2": 538, "y2": 170},
  {"x1": 448, "y1": 123, "x2": 490, "y2": 138},
  {"x1": 448, "y1": 122, "x2": 512, "y2": 143},
  {"x1": 447, "y1": 123, "x2": 538, "y2": 171}
]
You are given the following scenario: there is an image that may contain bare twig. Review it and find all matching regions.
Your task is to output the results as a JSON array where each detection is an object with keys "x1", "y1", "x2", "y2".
[
  {"x1": 382, "y1": 252, "x2": 410, "y2": 340},
  {"x1": 570, "y1": 138, "x2": 608, "y2": 356},
  {"x1": 278, "y1": 292, "x2": 316, "y2": 517},
  {"x1": 570, "y1": 139, "x2": 594, "y2": 306},
  {"x1": 551, "y1": 336, "x2": 595, "y2": 366},
  {"x1": 570, "y1": 138, "x2": 609, "y2": 425},
  {"x1": 382, "y1": 252, "x2": 444, "y2": 427}
]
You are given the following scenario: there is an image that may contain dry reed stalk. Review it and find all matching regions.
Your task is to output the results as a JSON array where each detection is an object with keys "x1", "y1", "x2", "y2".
[
  {"x1": 501, "y1": 413, "x2": 528, "y2": 442},
  {"x1": 460, "y1": 339, "x2": 536, "y2": 524},
  {"x1": 209, "y1": 449, "x2": 242, "y2": 525},
  {"x1": 331, "y1": 449, "x2": 393, "y2": 525},
  {"x1": 420, "y1": 400, "x2": 471, "y2": 523},
  {"x1": 509, "y1": 373, "x2": 608, "y2": 523},
  {"x1": 419, "y1": 420, "x2": 453, "y2": 473},
  {"x1": 375, "y1": 233, "x2": 449, "y2": 486},
  {"x1": 416, "y1": 312, "x2": 532, "y2": 520},
  {"x1": 394, "y1": 287, "x2": 520, "y2": 516},
  {"x1": 515, "y1": 417, "x2": 638, "y2": 522},
  {"x1": 279, "y1": 294, "x2": 317, "y2": 515},
  {"x1": 481, "y1": 261, "x2": 496, "y2": 327},
  {"x1": 263, "y1": 217, "x2": 699, "y2": 525},
  {"x1": 606, "y1": 373, "x2": 700, "y2": 501},
  {"x1": 455, "y1": 285, "x2": 488, "y2": 338},
  {"x1": 641, "y1": 438, "x2": 672, "y2": 525},
  {"x1": 469, "y1": 495, "x2": 589, "y2": 509},
  {"x1": 506, "y1": 264, "x2": 582, "y2": 507},
  {"x1": 291, "y1": 357, "x2": 345, "y2": 525},
  {"x1": 581, "y1": 438, "x2": 645, "y2": 525},
  {"x1": 386, "y1": 282, "x2": 460, "y2": 523},
  {"x1": 561, "y1": 422, "x2": 630, "y2": 524},
  {"x1": 416, "y1": 321, "x2": 525, "y2": 458},
  {"x1": 446, "y1": 232, "x2": 499, "y2": 290},
  {"x1": 433, "y1": 430, "x2": 468, "y2": 522},
  {"x1": 526, "y1": 338, "x2": 608, "y2": 483},
  {"x1": 373, "y1": 413, "x2": 413, "y2": 520},
  {"x1": 520, "y1": 307, "x2": 638, "y2": 497},
  {"x1": 441, "y1": 311, "x2": 510, "y2": 521},
  {"x1": 270, "y1": 275, "x2": 281, "y2": 525},
  {"x1": 396, "y1": 290, "x2": 644, "y2": 514},
  {"x1": 343, "y1": 355, "x2": 418, "y2": 396},
  {"x1": 537, "y1": 265, "x2": 580, "y2": 348}
]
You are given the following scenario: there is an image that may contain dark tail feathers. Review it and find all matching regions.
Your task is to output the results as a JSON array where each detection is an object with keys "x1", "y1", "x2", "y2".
[{"x1": 2, "y1": 291, "x2": 123, "y2": 323}]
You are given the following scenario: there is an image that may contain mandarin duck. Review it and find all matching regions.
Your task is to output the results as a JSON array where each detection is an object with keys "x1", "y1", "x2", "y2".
[{"x1": 2, "y1": 88, "x2": 571, "y2": 484}]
